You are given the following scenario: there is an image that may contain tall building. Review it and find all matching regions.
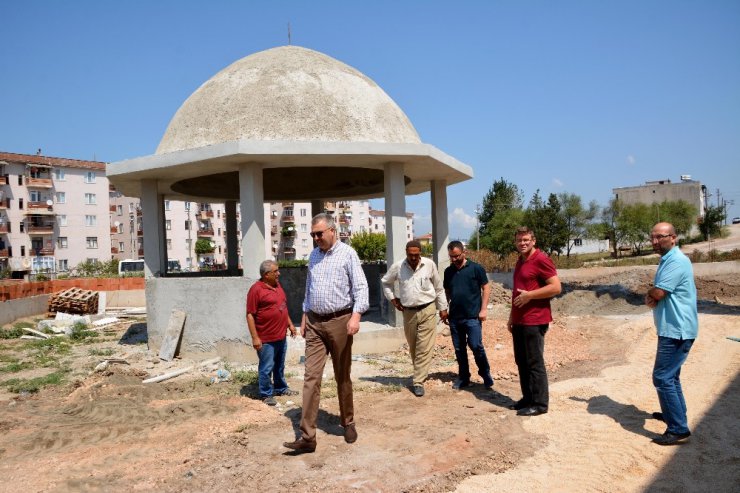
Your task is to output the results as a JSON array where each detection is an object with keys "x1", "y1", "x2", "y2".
[
  {"x1": 0, "y1": 151, "x2": 110, "y2": 277},
  {"x1": 613, "y1": 176, "x2": 706, "y2": 217}
]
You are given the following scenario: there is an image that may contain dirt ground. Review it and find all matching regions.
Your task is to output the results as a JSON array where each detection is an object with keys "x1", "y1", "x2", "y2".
[{"x1": 0, "y1": 264, "x2": 739, "y2": 492}]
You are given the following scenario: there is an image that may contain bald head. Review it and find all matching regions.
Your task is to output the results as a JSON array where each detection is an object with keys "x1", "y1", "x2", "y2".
[{"x1": 651, "y1": 222, "x2": 677, "y2": 256}]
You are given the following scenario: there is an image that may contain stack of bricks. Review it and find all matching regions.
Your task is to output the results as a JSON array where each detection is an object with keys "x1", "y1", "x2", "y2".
[{"x1": 48, "y1": 288, "x2": 99, "y2": 316}]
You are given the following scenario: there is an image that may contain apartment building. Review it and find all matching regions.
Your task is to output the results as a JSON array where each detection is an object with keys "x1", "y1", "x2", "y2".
[
  {"x1": 369, "y1": 208, "x2": 415, "y2": 242},
  {"x1": 0, "y1": 151, "x2": 111, "y2": 276}
]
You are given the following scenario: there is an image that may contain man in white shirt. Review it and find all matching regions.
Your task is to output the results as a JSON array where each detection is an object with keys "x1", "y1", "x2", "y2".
[{"x1": 382, "y1": 240, "x2": 448, "y2": 397}]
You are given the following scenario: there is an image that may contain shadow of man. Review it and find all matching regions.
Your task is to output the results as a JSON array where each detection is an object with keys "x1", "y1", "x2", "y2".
[{"x1": 571, "y1": 395, "x2": 656, "y2": 438}]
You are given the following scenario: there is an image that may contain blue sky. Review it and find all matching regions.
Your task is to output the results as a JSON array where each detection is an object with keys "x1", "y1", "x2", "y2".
[{"x1": 2, "y1": 1, "x2": 739, "y2": 239}]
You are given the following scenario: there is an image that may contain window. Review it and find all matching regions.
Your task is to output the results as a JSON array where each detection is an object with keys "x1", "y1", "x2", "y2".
[
  {"x1": 86, "y1": 237, "x2": 98, "y2": 248},
  {"x1": 19, "y1": 198, "x2": 23, "y2": 209},
  {"x1": 185, "y1": 220, "x2": 191, "y2": 230},
  {"x1": 116, "y1": 205, "x2": 123, "y2": 215},
  {"x1": 217, "y1": 228, "x2": 221, "y2": 236},
  {"x1": 85, "y1": 215, "x2": 97, "y2": 227},
  {"x1": 165, "y1": 200, "x2": 171, "y2": 211},
  {"x1": 166, "y1": 219, "x2": 171, "y2": 230},
  {"x1": 30, "y1": 190, "x2": 42, "y2": 202},
  {"x1": 57, "y1": 259, "x2": 68, "y2": 271},
  {"x1": 129, "y1": 202, "x2": 135, "y2": 213},
  {"x1": 85, "y1": 171, "x2": 96, "y2": 183},
  {"x1": 18, "y1": 175, "x2": 23, "y2": 186},
  {"x1": 116, "y1": 223, "x2": 123, "y2": 233},
  {"x1": 54, "y1": 169, "x2": 65, "y2": 181},
  {"x1": 21, "y1": 245, "x2": 25, "y2": 256},
  {"x1": 118, "y1": 241, "x2": 124, "y2": 252},
  {"x1": 300, "y1": 208, "x2": 307, "y2": 217},
  {"x1": 20, "y1": 222, "x2": 25, "y2": 233},
  {"x1": 58, "y1": 215, "x2": 67, "y2": 226},
  {"x1": 301, "y1": 224, "x2": 307, "y2": 232},
  {"x1": 167, "y1": 239, "x2": 172, "y2": 250},
  {"x1": 185, "y1": 201, "x2": 191, "y2": 211},
  {"x1": 574, "y1": 238, "x2": 583, "y2": 247},
  {"x1": 84, "y1": 193, "x2": 96, "y2": 205},
  {"x1": 375, "y1": 224, "x2": 378, "y2": 230},
  {"x1": 55, "y1": 192, "x2": 66, "y2": 204},
  {"x1": 302, "y1": 239, "x2": 308, "y2": 247},
  {"x1": 57, "y1": 237, "x2": 68, "y2": 249}
]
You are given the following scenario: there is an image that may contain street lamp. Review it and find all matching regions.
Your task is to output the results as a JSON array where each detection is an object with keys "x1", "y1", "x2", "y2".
[{"x1": 475, "y1": 203, "x2": 480, "y2": 250}]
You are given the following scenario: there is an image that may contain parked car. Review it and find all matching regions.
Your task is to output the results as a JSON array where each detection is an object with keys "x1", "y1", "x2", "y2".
[{"x1": 732, "y1": 217, "x2": 740, "y2": 224}]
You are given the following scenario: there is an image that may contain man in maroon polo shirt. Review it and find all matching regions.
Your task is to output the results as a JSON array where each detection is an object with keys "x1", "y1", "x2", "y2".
[
  {"x1": 507, "y1": 226, "x2": 561, "y2": 417},
  {"x1": 247, "y1": 260, "x2": 298, "y2": 406}
]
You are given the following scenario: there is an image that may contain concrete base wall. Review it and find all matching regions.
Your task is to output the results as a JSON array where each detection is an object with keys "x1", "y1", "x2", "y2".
[{"x1": 0, "y1": 294, "x2": 50, "y2": 326}]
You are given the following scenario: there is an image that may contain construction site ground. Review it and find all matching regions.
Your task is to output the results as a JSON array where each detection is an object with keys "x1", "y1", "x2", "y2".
[{"x1": 0, "y1": 264, "x2": 738, "y2": 492}]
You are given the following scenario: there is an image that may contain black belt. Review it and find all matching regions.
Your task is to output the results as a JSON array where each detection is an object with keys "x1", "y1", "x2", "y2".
[
  {"x1": 404, "y1": 301, "x2": 433, "y2": 310},
  {"x1": 309, "y1": 308, "x2": 352, "y2": 322}
]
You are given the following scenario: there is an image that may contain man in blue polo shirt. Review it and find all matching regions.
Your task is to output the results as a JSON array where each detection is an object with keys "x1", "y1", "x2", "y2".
[
  {"x1": 443, "y1": 241, "x2": 494, "y2": 391},
  {"x1": 644, "y1": 222, "x2": 698, "y2": 445}
]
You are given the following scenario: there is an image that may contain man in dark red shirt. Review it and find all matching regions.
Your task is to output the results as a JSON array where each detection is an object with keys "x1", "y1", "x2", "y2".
[
  {"x1": 247, "y1": 260, "x2": 298, "y2": 406},
  {"x1": 507, "y1": 227, "x2": 561, "y2": 417}
]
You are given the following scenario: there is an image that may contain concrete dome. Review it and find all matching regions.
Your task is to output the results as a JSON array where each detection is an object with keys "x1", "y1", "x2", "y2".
[{"x1": 156, "y1": 46, "x2": 421, "y2": 154}]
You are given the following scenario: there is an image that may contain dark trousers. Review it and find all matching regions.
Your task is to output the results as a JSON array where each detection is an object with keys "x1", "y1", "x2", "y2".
[
  {"x1": 449, "y1": 318, "x2": 493, "y2": 387},
  {"x1": 512, "y1": 324, "x2": 549, "y2": 408},
  {"x1": 300, "y1": 312, "x2": 354, "y2": 442}
]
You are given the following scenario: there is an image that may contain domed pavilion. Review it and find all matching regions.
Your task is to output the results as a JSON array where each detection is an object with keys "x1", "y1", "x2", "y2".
[{"x1": 107, "y1": 46, "x2": 473, "y2": 361}]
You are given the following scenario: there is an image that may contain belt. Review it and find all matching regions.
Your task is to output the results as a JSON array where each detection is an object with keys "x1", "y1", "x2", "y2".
[
  {"x1": 404, "y1": 301, "x2": 433, "y2": 310},
  {"x1": 309, "y1": 308, "x2": 353, "y2": 321}
]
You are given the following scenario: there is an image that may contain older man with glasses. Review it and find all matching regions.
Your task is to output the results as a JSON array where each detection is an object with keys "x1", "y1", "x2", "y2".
[
  {"x1": 645, "y1": 222, "x2": 698, "y2": 445},
  {"x1": 283, "y1": 213, "x2": 369, "y2": 454}
]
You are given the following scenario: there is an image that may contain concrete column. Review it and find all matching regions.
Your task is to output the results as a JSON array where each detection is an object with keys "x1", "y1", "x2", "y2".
[
  {"x1": 225, "y1": 200, "x2": 239, "y2": 273},
  {"x1": 384, "y1": 163, "x2": 406, "y2": 327},
  {"x1": 431, "y1": 180, "x2": 450, "y2": 272},
  {"x1": 140, "y1": 179, "x2": 166, "y2": 278},
  {"x1": 238, "y1": 164, "x2": 265, "y2": 279},
  {"x1": 310, "y1": 200, "x2": 323, "y2": 218}
]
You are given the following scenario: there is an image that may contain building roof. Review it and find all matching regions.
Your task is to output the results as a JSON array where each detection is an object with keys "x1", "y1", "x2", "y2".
[
  {"x1": 157, "y1": 46, "x2": 421, "y2": 154},
  {"x1": 0, "y1": 151, "x2": 106, "y2": 171}
]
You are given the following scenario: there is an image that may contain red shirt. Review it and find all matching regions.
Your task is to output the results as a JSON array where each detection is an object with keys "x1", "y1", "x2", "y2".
[
  {"x1": 511, "y1": 249, "x2": 558, "y2": 325},
  {"x1": 246, "y1": 281, "x2": 290, "y2": 343}
]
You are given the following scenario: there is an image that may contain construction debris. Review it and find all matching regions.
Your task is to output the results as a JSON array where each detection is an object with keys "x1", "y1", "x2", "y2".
[
  {"x1": 21, "y1": 327, "x2": 51, "y2": 339},
  {"x1": 142, "y1": 357, "x2": 221, "y2": 384},
  {"x1": 48, "y1": 288, "x2": 99, "y2": 316}
]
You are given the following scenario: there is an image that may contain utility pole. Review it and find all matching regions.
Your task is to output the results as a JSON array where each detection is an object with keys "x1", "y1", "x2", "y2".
[{"x1": 475, "y1": 203, "x2": 480, "y2": 250}]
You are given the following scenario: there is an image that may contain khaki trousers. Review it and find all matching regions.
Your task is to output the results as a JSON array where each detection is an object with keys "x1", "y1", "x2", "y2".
[
  {"x1": 300, "y1": 312, "x2": 354, "y2": 442},
  {"x1": 402, "y1": 303, "x2": 437, "y2": 386}
]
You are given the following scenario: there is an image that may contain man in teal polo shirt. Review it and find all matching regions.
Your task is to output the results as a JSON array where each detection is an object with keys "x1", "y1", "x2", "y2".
[{"x1": 645, "y1": 222, "x2": 698, "y2": 445}]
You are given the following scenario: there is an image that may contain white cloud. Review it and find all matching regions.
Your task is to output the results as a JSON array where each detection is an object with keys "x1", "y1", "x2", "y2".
[
  {"x1": 552, "y1": 178, "x2": 564, "y2": 188},
  {"x1": 627, "y1": 154, "x2": 636, "y2": 165},
  {"x1": 448, "y1": 207, "x2": 477, "y2": 240}
]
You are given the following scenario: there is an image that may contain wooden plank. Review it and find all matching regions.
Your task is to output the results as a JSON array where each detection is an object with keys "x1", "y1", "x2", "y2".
[{"x1": 158, "y1": 309, "x2": 187, "y2": 361}]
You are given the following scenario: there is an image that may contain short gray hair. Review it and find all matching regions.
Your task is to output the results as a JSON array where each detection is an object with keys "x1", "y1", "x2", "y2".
[
  {"x1": 312, "y1": 213, "x2": 335, "y2": 229},
  {"x1": 259, "y1": 259, "x2": 277, "y2": 277}
]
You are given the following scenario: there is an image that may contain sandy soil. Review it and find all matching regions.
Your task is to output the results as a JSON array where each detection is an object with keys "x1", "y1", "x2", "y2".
[{"x1": 0, "y1": 264, "x2": 738, "y2": 493}]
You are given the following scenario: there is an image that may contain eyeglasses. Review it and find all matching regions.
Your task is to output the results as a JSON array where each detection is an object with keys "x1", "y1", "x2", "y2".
[
  {"x1": 651, "y1": 234, "x2": 674, "y2": 240},
  {"x1": 268, "y1": 269, "x2": 280, "y2": 275},
  {"x1": 309, "y1": 228, "x2": 332, "y2": 238},
  {"x1": 449, "y1": 253, "x2": 463, "y2": 260}
]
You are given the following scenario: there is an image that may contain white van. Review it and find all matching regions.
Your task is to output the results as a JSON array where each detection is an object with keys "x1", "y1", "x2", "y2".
[{"x1": 118, "y1": 259, "x2": 145, "y2": 276}]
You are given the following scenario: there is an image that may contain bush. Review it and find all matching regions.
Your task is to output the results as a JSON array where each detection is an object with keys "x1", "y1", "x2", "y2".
[
  {"x1": 278, "y1": 259, "x2": 308, "y2": 268},
  {"x1": 0, "y1": 327, "x2": 24, "y2": 339},
  {"x1": 69, "y1": 321, "x2": 98, "y2": 341}
]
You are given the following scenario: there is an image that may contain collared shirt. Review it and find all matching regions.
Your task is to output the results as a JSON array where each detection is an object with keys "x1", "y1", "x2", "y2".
[
  {"x1": 381, "y1": 257, "x2": 448, "y2": 310},
  {"x1": 653, "y1": 246, "x2": 698, "y2": 340},
  {"x1": 443, "y1": 259, "x2": 488, "y2": 320},
  {"x1": 511, "y1": 249, "x2": 558, "y2": 325},
  {"x1": 246, "y1": 280, "x2": 290, "y2": 343},
  {"x1": 302, "y1": 240, "x2": 369, "y2": 315}
]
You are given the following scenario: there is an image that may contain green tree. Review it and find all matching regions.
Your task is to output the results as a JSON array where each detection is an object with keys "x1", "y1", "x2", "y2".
[
  {"x1": 653, "y1": 200, "x2": 697, "y2": 238},
  {"x1": 350, "y1": 232, "x2": 386, "y2": 262},
  {"x1": 195, "y1": 238, "x2": 215, "y2": 255},
  {"x1": 618, "y1": 203, "x2": 654, "y2": 254},
  {"x1": 558, "y1": 193, "x2": 599, "y2": 257},
  {"x1": 594, "y1": 198, "x2": 626, "y2": 258},
  {"x1": 523, "y1": 191, "x2": 567, "y2": 255},
  {"x1": 699, "y1": 205, "x2": 726, "y2": 240},
  {"x1": 481, "y1": 208, "x2": 525, "y2": 257},
  {"x1": 477, "y1": 178, "x2": 523, "y2": 249}
]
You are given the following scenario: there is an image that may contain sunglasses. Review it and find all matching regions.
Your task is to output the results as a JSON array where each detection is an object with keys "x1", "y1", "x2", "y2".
[{"x1": 309, "y1": 228, "x2": 332, "y2": 239}]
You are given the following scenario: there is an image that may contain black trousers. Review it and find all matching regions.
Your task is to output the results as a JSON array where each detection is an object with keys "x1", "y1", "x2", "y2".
[{"x1": 512, "y1": 324, "x2": 549, "y2": 408}]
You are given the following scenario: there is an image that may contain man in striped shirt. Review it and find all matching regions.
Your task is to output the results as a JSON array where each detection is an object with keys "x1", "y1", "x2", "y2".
[{"x1": 284, "y1": 213, "x2": 369, "y2": 454}]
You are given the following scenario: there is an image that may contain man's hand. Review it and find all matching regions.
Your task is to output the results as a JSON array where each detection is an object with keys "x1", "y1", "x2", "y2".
[
  {"x1": 252, "y1": 336, "x2": 262, "y2": 351},
  {"x1": 288, "y1": 325, "x2": 298, "y2": 338},
  {"x1": 478, "y1": 308, "x2": 488, "y2": 322},
  {"x1": 645, "y1": 294, "x2": 657, "y2": 308},
  {"x1": 300, "y1": 313, "x2": 307, "y2": 338},
  {"x1": 513, "y1": 289, "x2": 532, "y2": 308},
  {"x1": 347, "y1": 313, "x2": 361, "y2": 335},
  {"x1": 391, "y1": 298, "x2": 404, "y2": 312},
  {"x1": 439, "y1": 309, "x2": 448, "y2": 324},
  {"x1": 507, "y1": 319, "x2": 513, "y2": 334}
]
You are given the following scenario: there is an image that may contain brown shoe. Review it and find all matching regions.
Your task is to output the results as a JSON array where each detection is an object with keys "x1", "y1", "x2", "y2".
[
  {"x1": 283, "y1": 437, "x2": 316, "y2": 453},
  {"x1": 344, "y1": 423, "x2": 358, "y2": 444}
]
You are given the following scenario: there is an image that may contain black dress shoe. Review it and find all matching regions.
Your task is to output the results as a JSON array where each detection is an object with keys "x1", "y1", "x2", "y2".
[
  {"x1": 516, "y1": 406, "x2": 548, "y2": 416},
  {"x1": 652, "y1": 412, "x2": 664, "y2": 422},
  {"x1": 283, "y1": 437, "x2": 316, "y2": 453},
  {"x1": 413, "y1": 385, "x2": 425, "y2": 397},
  {"x1": 344, "y1": 423, "x2": 358, "y2": 444},
  {"x1": 452, "y1": 379, "x2": 470, "y2": 390},
  {"x1": 509, "y1": 399, "x2": 531, "y2": 411},
  {"x1": 652, "y1": 431, "x2": 690, "y2": 445}
]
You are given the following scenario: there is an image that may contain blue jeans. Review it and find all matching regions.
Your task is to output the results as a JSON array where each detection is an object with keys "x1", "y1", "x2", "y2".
[
  {"x1": 449, "y1": 318, "x2": 493, "y2": 386},
  {"x1": 257, "y1": 339, "x2": 289, "y2": 398},
  {"x1": 653, "y1": 336, "x2": 694, "y2": 434}
]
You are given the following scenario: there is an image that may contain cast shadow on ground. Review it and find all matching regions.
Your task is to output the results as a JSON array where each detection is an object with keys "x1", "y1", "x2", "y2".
[
  {"x1": 280, "y1": 407, "x2": 344, "y2": 455},
  {"x1": 570, "y1": 395, "x2": 655, "y2": 438},
  {"x1": 644, "y1": 371, "x2": 740, "y2": 492},
  {"x1": 696, "y1": 300, "x2": 740, "y2": 316},
  {"x1": 118, "y1": 322, "x2": 147, "y2": 345},
  {"x1": 559, "y1": 284, "x2": 647, "y2": 307}
]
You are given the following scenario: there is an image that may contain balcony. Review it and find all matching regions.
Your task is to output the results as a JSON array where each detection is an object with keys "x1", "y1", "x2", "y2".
[
  {"x1": 0, "y1": 223, "x2": 8, "y2": 234},
  {"x1": 281, "y1": 215, "x2": 294, "y2": 223},
  {"x1": 338, "y1": 214, "x2": 350, "y2": 224},
  {"x1": 339, "y1": 232, "x2": 350, "y2": 239},
  {"x1": 138, "y1": 248, "x2": 144, "y2": 256},
  {"x1": 33, "y1": 247, "x2": 55, "y2": 256},
  {"x1": 0, "y1": 174, "x2": 8, "y2": 185},
  {"x1": 109, "y1": 205, "x2": 117, "y2": 212},
  {"x1": 26, "y1": 177, "x2": 54, "y2": 188},
  {"x1": 25, "y1": 202, "x2": 55, "y2": 215},
  {"x1": 111, "y1": 246, "x2": 119, "y2": 254},
  {"x1": 198, "y1": 209, "x2": 214, "y2": 218},
  {"x1": 271, "y1": 226, "x2": 278, "y2": 235},
  {"x1": 0, "y1": 198, "x2": 7, "y2": 209},
  {"x1": 0, "y1": 249, "x2": 8, "y2": 258},
  {"x1": 281, "y1": 201, "x2": 293, "y2": 206},
  {"x1": 197, "y1": 228, "x2": 214, "y2": 237},
  {"x1": 137, "y1": 228, "x2": 144, "y2": 237},
  {"x1": 27, "y1": 224, "x2": 55, "y2": 235}
]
